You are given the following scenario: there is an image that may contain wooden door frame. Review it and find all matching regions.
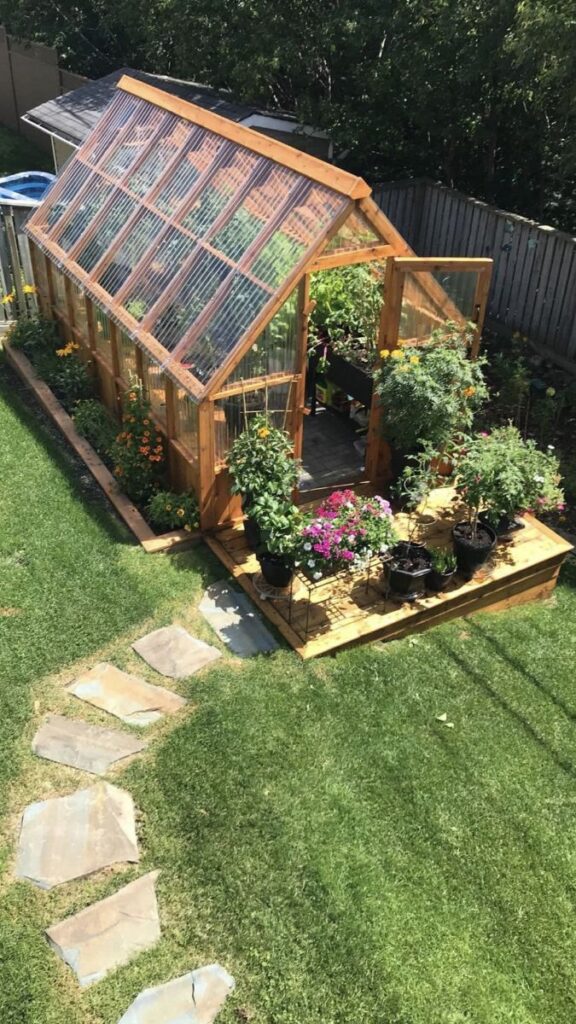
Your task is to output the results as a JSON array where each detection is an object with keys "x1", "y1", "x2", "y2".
[{"x1": 364, "y1": 255, "x2": 493, "y2": 485}]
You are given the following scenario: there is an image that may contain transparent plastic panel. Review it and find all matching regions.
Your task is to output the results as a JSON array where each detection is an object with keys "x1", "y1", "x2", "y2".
[
  {"x1": 122, "y1": 228, "x2": 197, "y2": 322},
  {"x1": 51, "y1": 267, "x2": 67, "y2": 316},
  {"x1": 325, "y1": 210, "x2": 382, "y2": 252},
  {"x1": 154, "y1": 131, "x2": 227, "y2": 216},
  {"x1": 100, "y1": 107, "x2": 170, "y2": 181},
  {"x1": 76, "y1": 191, "x2": 137, "y2": 273},
  {"x1": 94, "y1": 307, "x2": 112, "y2": 363},
  {"x1": 214, "y1": 382, "x2": 293, "y2": 465},
  {"x1": 56, "y1": 180, "x2": 114, "y2": 253},
  {"x1": 84, "y1": 92, "x2": 140, "y2": 166},
  {"x1": 182, "y1": 149, "x2": 260, "y2": 239},
  {"x1": 182, "y1": 273, "x2": 270, "y2": 383},
  {"x1": 211, "y1": 165, "x2": 299, "y2": 262},
  {"x1": 126, "y1": 115, "x2": 191, "y2": 198},
  {"x1": 397, "y1": 270, "x2": 474, "y2": 346},
  {"x1": 39, "y1": 162, "x2": 92, "y2": 234},
  {"x1": 432, "y1": 269, "x2": 478, "y2": 321},
  {"x1": 175, "y1": 388, "x2": 199, "y2": 456},
  {"x1": 117, "y1": 330, "x2": 138, "y2": 381},
  {"x1": 151, "y1": 249, "x2": 230, "y2": 353},
  {"x1": 70, "y1": 282, "x2": 88, "y2": 334},
  {"x1": 141, "y1": 353, "x2": 167, "y2": 424},
  {"x1": 98, "y1": 210, "x2": 164, "y2": 296},
  {"x1": 227, "y1": 290, "x2": 298, "y2": 383}
]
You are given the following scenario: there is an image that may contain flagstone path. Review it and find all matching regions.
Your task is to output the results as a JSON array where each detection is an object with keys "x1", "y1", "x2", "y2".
[
  {"x1": 32, "y1": 714, "x2": 147, "y2": 775},
  {"x1": 46, "y1": 871, "x2": 161, "y2": 987},
  {"x1": 13, "y1": 618, "x2": 242, "y2": 1021}
]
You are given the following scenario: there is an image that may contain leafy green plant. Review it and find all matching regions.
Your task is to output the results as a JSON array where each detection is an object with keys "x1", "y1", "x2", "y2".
[
  {"x1": 227, "y1": 413, "x2": 300, "y2": 507},
  {"x1": 249, "y1": 493, "x2": 302, "y2": 557},
  {"x1": 73, "y1": 399, "x2": 118, "y2": 459},
  {"x1": 374, "y1": 322, "x2": 488, "y2": 454},
  {"x1": 309, "y1": 264, "x2": 384, "y2": 369},
  {"x1": 41, "y1": 348, "x2": 94, "y2": 410},
  {"x1": 110, "y1": 383, "x2": 165, "y2": 503},
  {"x1": 429, "y1": 548, "x2": 457, "y2": 574},
  {"x1": 8, "y1": 316, "x2": 60, "y2": 357},
  {"x1": 125, "y1": 299, "x2": 148, "y2": 321},
  {"x1": 147, "y1": 490, "x2": 199, "y2": 533},
  {"x1": 393, "y1": 446, "x2": 438, "y2": 541},
  {"x1": 455, "y1": 426, "x2": 565, "y2": 530},
  {"x1": 489, "y1": 350, "x2": 530, "y2": 426}
]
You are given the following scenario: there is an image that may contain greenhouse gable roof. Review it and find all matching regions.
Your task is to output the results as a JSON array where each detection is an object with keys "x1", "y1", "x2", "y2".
[{"x1": 25, "y1": 75, "x2": 373, "y2": 400}]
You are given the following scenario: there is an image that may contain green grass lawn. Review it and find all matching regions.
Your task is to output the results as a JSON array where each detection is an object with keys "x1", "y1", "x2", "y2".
[
  {"x1": 0, "y1": 125, "x2": 52, "y2": 176},
  {"x1": 1, "y1": 361, "x2": 576, "y2": 1024}
]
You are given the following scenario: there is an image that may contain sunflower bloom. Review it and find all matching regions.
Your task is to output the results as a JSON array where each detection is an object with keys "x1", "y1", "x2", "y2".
[{"x1": 258, "y1": 427, "x2": 270, "y2": 438}]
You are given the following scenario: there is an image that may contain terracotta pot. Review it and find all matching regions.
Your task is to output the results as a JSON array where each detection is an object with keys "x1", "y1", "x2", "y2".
[{"x1": 430, "y1": 455, "x2": 454, "y2": 477}]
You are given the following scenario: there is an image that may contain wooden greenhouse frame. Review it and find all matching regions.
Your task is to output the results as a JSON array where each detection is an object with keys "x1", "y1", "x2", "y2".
[{"x1": 25, "y1": 74, "x2": 494, "y2": 533}]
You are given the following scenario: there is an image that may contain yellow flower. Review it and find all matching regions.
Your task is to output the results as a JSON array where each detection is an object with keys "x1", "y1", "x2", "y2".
[
  {"x1": 258, "y1": 427, "x2": 270, "y2": 438},
  {"x1": 166, "y1": 504, "x2": 172, "y2": 512},
  {"x1": 546, "y1": 387, "x2": 556, "y2": 397},
  {"x1": 23, "y1": 284, "x2": 36, "y2": 294},
  {"x1": 184, "y1": 524, "x2": 192, "y2": 532},
  {"x1": 176, "y1": 508, "x2": 185, "y2": 517},
  {"x1": 410, "y1": 355, "x2": 420, "y2": 365},
  {"x1": 379, "y1": 348, "x2": 390, "y2": 359},
  {"x1": 391, "y1": 349, "x2": 405, "y2": 360},
  {"x1": 398, "y1": 365, "x2": 411, "y2": 373},
  {"x1": 1, "y1": 292, "x2": 15, "y2": 304}
]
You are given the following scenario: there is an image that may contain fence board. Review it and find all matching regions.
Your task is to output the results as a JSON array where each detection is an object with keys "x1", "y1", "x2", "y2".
[{"x1": 374, "y1": 179, "x2": 576, "y2": 368}]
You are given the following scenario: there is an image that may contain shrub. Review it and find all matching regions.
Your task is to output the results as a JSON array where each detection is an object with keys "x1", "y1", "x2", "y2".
[
  {"x1": 227, "y1": 413, "x2": 300, "y2": 507},
  {"x1": 8, "y1": 316, "x2": 59, "y2": 358},
  {"x1": 455, "y1": 425, "x2": 565, "y2": 528},
  {"x1": 147, "y1": 490, "x2": 199, "y2": 533},
  {"x1": 373, "y1": 321, "x2": 488, "y2": 454},
  {"x1": 73, "y1": 399, "x2": 118, "y2": 459},
  {"x1": 249, "y1": 493, "x2": 302, "y2": 557},
  {"x1": 110, "y1": 384, "x2": 165, "y2": 504},
  {"x1": 42, "y1": 347, "x2": 94, "y2": 410}
]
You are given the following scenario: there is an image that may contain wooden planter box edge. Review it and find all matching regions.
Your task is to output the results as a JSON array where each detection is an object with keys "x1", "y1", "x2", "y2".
[{"x1": 4, "y1": 344, "x2": 201, "y2": 554}]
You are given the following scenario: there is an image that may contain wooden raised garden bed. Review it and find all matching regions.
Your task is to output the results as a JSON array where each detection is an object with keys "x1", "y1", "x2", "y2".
[
  {"x1": 5, "y1": 345, "x2": 201, "y2": 554},
  {"x1": 205, "y1": 487, "x2": 573, "y2": 659}
]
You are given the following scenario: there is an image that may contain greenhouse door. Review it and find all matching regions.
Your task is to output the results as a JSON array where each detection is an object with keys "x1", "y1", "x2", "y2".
[{"x1": 364, "y1": 256, "x2": 493, "y2": 482}]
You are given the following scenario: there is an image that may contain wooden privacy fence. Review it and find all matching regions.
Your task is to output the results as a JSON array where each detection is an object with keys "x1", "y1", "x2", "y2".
[
  {"x1": 0, "y1": 198, "x2": 37, "y2": 324},
  {"x1": 373, "y1": 179, "x2": 576, "y2": 369}
]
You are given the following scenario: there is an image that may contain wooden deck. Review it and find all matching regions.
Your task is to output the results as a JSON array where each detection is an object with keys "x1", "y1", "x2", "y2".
[{"x1": 205, "y1": 488, "x2": 573, "y2": 658}]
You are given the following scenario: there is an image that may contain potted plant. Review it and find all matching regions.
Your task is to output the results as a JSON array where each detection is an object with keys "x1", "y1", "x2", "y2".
[
  {"x1": 455, "y1": 426, "x2": 565, "y2": 537},
  {"x1": 373, "y1": 321, "x2": 488, "y2": 462},
  {"x1": 386, "y1": 451, "x2": 436, "y2": 600},
  {"x1": 427, "y1": 548, "x2": 458, "y2": 592},
  {"x1": 298, "y1": 489, "x2": 395, "y2": 580},
  {"x1": 250, "y1": 494, "x2": 302, "y2": 588},
  {"x1": 227, "y1": 414, "x2": 301, "y2": 550}
]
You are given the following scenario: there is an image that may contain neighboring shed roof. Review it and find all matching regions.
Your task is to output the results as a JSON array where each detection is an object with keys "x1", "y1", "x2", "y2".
[
  {"x1": 21, "y1": 68, "x2": 324, "y2": 150},
  {"x1": 26, "y1": 76, "x2": 371, "y2": 401}
]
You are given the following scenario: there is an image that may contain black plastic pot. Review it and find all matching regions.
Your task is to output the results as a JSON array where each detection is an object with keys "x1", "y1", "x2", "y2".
[
  {"x1": 386, "y1": 542, "x2": 432, "y2": 601},
  {"x1": 428, "y1": 567, "x2": 457, "y2": 593},
  {"x1": 326, "y1": 351, "x2": 374, "y2": 405},
  {"x1": 452, "y1": 520, "x2": 497, "y2": 579},
  {"x1": 243, "y1": 515, "x2": 262, "y2": 551},
  {"x1": 479, "y1": 511, "x2": 525, "y2": 539},
  {"x1": 258, "y1": 552, "x2": 294, "y2": 588}
]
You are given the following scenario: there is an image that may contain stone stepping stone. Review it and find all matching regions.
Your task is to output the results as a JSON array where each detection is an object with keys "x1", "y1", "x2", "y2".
[
  {"x1": 67, "y1": 662, "x2": 187, "y2": 726},
  {"x1": 15, "y1": 781, "x2": 139, "y2": 890},
  {"x1": 46, "y1": 870, "x2": 160, "y2": 987},
  {"x1": 32, "y1": 714, "x2": 147, "y2": 775},
  {"x1": 117, "y1": 963, "x2": 235, "y2": 1024},
  {"x1": 132, "y1": 625, "x2": 221, "y2": 679},
  {"x1": 199, "y1": 581, "x2": 279, "y2": 657}
]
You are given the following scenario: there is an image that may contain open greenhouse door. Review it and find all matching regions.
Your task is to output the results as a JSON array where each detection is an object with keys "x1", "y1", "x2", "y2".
[{"x1": 365, "y1": 256, "x2": 493, "y2": 482}]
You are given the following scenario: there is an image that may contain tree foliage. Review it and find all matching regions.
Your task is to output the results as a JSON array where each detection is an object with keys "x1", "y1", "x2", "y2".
[{"x1": 2, "y1": 0, "x2": 575, "y2": 229}]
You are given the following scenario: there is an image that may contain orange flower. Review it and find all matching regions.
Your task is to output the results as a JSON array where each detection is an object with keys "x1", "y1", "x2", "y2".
[{"x1": 463, "y1": 386, "x2": 476, "y2": 398}]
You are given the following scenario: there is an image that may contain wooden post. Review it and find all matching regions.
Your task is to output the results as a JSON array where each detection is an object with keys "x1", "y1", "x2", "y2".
[
  {"x1": 198, "y1": 399, "x2": 216, "y2": 529},
  {"x1": 471, "y1": 266, "x2": 492, "y2": 358},
  {"x1": 364, "y1": 258, "x2": 399, "y2": 484},
  {"x1": 293, "y1": 275, "x2": 310, "y2": 462}
]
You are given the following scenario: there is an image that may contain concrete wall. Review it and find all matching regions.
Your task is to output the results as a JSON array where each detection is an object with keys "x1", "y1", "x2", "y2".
[{"x1": 0, "y1": 26, "x2": 86, "y2": 150}]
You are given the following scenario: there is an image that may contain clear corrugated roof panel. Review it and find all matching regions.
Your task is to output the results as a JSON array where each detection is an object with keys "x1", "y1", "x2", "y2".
[{"x1": 26, "y1": 87, "x2": 348, "y2": 398}]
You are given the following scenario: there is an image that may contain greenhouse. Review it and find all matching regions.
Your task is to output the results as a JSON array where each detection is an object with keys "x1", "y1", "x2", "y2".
[{"x1": 25, "y1": 74, "x2": 493, "y2": 530}]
